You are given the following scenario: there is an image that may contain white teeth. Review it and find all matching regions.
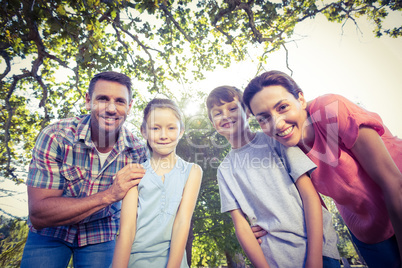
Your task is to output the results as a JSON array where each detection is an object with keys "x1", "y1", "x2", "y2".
[{"x1": 277, "y1": 127, "x2": 293, "y2": 137}]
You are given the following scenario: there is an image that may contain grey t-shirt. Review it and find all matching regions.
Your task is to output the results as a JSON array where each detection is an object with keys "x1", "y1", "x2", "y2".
[{"x1": 218, "y1": 132, "x2": 339, "y2": 267}]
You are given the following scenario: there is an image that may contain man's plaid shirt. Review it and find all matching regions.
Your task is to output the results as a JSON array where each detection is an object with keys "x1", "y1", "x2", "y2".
[{"x1": 26, "y1": 115, "x2": 148, "y2": 247}]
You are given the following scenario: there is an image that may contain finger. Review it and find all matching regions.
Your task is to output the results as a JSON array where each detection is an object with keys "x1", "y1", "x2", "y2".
[
  {"x1": 128, "y1": 163, "x2": 144, "y2": 169},
  {"x1": 251, "y1": 225, "x2": 263, "y2": 232},
  {"x1": 253, "y1": 230, "x2": 267, "y2": 238}
]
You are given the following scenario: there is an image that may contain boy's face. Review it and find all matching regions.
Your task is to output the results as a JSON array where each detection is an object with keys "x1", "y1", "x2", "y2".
[{"x1": 210, "y1": 97, "x2": 248, "y2": 139}]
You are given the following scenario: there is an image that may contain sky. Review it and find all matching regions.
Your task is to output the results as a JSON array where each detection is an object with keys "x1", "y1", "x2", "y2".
[{"x1": 1, "y1": 13, "x2": 402, "y2": 219}]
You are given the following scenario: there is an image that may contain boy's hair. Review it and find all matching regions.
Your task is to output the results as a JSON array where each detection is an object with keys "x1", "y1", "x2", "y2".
[
  {"x1": 88, "y1": 71, "x2": 133, "y2": 101},
  {"x1": 243, "y1": 70, "x2": 303, "y2": 115},
  {"x1": 206, "y1": 86, "x2": 246, "y2": 121},
  {"x1": 141, "y1": 98, "x2": 184, "y2": 152}
]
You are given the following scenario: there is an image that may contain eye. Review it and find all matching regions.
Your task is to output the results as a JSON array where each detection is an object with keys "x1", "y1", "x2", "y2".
[
  {"x1": 213, "y1": 112, "x2": 221, "y2": 117},
  {"x1": 97, "y1": 96, "x2": 108, "y2": 101},
  {"x1": 278, "y1": 103, "x2": 289, "y2": 111},
  {"x1": 230, "y1": 107, "x2": 238, "y2": 111},
  {"x1": 257, "y1": 115, "x2": 270, "y2": 124}
]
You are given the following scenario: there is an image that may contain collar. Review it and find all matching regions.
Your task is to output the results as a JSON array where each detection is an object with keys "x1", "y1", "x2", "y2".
[{"x1": 72, "y1": 115, "x2": 130, "y2": 152}]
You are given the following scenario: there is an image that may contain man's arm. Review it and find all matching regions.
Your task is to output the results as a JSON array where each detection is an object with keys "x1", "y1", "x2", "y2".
[
  {"x1": 350, "y1": 126, "x2": 402, "y2": 259},
  {"x1": 167, "y1": 164, "x2": 202, "y2": 268},
  {"x1": 295, "y1": 173, "x2": 323, "y2": 268},
  {"x1": 230, "y1": 209, "x2": 270, "y2": 268},
  {"x1": 28, "y1": 163, "x2": 145, "y2": 229}
]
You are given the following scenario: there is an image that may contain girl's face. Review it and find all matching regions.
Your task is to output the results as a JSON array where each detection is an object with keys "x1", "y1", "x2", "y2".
[
  {"x1": 142, "y1": 108, "x2": 183, "y2": 157},
  {"x1": 249, "y1": 85, "x2": 308, "y2": 147}
]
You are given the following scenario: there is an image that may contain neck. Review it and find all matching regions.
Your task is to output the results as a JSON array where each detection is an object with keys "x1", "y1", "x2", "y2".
[
  {"x1": 150, "y1": 152, "x2": 178, "y2": 176},
  {"x1": 229, "y1": 128, "x2": 256, "y2": 149},
  {"x1": 298, "y1": 114, "x2": 315, "y2": 153},
  {"x1": 91, "y1": 128, "x2": 118, "y2": 154}
]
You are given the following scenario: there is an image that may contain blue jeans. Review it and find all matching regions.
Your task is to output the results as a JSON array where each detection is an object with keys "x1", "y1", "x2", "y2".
[
  {"x1": 323, "y1": 256, "x2": 341, "y2": 268},
  {"x1": 20, "y1": 231, "x2": 115, "y2": 268},
  {"x1": 350, "y1": 232, "x2": 401, "y2": 268}
]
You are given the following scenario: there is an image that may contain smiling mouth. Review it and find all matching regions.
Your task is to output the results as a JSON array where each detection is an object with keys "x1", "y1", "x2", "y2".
[
  {"x1": 102, "y1": 116, "x2": 119, "y2": 123},
  {"x1": 221, "y1": 121, "x2": 235, "y2": 128},
  {"x1": 277, "y1": 126, "x2": 294, "y2": 137}
]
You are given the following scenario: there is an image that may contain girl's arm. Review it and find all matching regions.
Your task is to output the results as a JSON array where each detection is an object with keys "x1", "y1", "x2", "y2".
[
  {"x1": 295, "y1": 173, "x2": 323, "y2": 268},
  {"x1": 230, "y1": 209, "x2": 270, "y2": 268},
  {"x1": 350, "y1": 126, "x2": 402, "y2": 258},
  {"x1": 167, "y1": 164, "x2": 202, "y2": 268},
  {"x1": 112, "y1": 186, "x2": 139, "y2": 268}
]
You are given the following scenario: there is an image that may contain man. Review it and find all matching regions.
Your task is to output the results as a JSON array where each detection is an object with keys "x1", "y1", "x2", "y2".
[{"x1": 21, "y1": 71, "x2": 148, "y2": 267}]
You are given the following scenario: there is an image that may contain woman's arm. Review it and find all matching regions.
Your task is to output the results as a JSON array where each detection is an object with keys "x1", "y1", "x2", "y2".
[
  {"x1": 167, "y1": 164, "x2": 202, "y2": 268},
  {"x1": 112, "y1": 186, "x2": 139, "y2": 268},
  {"x1": 350, "y1": 126, "x2": 402, "y2": 258},
  {"x1": 230, "y1": 209, "x2": 270, "y2": 267},
  {"x1": 295, "y1": 173, "x2": 323, "y2": 268}
]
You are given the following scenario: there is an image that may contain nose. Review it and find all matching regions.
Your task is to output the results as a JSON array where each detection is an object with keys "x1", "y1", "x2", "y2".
[
  {"x1": 106, "y1": 101, "x2": 117, "y2": 113},
  {"x1": 274, "y1": 114, "x2": 286, "y2": 131},
  {"x1": 160, "y1": 128, "x2": 168, "y2": 139},
  {"x1": 221, "y1": 109, "x2": 230, "y2": 119}
]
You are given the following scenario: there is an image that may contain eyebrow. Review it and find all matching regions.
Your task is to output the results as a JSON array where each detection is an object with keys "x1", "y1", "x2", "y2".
[{"x1": 255, "y1": 99, "x2": 287, "y2": 116}]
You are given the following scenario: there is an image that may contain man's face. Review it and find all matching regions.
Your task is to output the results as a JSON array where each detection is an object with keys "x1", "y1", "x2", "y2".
[
  {"x1": 85, "y1": 79, "x2": 133, "y2": 139},
  {"x1": 209, "y1": 97, "x2": 248, "y2": 139}
]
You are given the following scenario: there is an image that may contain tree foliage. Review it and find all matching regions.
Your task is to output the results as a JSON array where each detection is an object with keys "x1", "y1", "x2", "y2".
[
  {"x1": 1, "y1": 0, "x2": 402, "y2": 181},
  {"x1": 1, "y1": 0, "x2": 400, "y2": 266},
  {"x1": 0, "y1": 217, "x2": 28, "y2": 267}
]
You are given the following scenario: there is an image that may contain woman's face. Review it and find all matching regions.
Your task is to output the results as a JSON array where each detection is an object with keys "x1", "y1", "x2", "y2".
[{"x1": 249, "y1": 85, "x2": 308, "y2": 147}]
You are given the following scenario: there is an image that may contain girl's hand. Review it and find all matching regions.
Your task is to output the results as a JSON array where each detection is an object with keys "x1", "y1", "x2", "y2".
[{"x1": 251, "y1": 225, "x2": 268, "y2": 244}]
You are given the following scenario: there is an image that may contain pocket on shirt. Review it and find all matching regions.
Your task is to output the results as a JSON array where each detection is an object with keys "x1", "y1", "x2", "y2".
[
  {"x1": 60, "y1": 165, "x2": 87, "y2": 197},
  {"x1": 166, "y1": 197, "x2": 182, "y2": 216}
]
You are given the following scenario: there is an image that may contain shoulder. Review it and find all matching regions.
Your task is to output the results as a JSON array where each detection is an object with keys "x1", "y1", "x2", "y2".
[
  {"x1": 122, "y1": 126, "x2": 148, "y2": 161},
  {"x1": 37, "y1": 116, "x2": 86, "y2": 144},
  {"x1": 309, "y1": 94, "x2": 358, "y2": 115},
  {"x1": 189, "y1": 163, "x2": 203, "y2": 178},
  {"x1": 42, "y1": 116, "x2": 85, "y2": 134}
]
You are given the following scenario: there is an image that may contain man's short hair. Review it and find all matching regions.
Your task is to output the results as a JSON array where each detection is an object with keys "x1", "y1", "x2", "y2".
[
  {"x1": 88, "y1": 71, "x2": 133, "y2": 101},
  {"x1": 206, "y1": 86, "x2": 246, "y2": 121}
]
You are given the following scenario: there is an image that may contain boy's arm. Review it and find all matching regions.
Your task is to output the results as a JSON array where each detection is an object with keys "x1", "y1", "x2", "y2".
[
  {"x1": 295, "y1": 173, "x2": 323, "y2": 268},
  {"x1": 112, "y1": 186, "x2": 139, "y2": 268},
  {"x1": 230, "y1": 209, "x2": 270, "y2": 268},
  {"x1": 167, "y1": 164, "x2": 202, "y2": 268},
  {"x1": 350, "y1": 126, "x2": 402, "y2": 259}
]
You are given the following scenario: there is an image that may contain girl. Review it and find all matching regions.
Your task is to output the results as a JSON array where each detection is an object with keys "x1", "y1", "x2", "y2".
[
  {"x1": 112, "y1": 98, "x2": 202, "y2": 267},
  {"x1": 243, "y1": 70, "x2": 402, "y2": 268}
]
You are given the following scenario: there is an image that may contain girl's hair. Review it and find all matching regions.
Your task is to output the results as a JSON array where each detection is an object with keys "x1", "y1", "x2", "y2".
[
  {"x1": 141, "y1": 98, "x2": 184, "y2": 151},
  {"x1": 243, "y1": 70, "x2": 303, "y2": 115}
]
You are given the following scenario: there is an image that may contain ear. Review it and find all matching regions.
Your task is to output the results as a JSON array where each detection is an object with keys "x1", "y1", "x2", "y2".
[
  {"x1": 245, "y1": 107, "x2": 253, "y2": 119},
  {"x1": 127, "y1": 99, "x2": 133, "y2": 115},
  {"x1": 85, "y1": 92, "x2": 91, "y2": 110},
  {"x1": 298, "y1": 92, "x2": 307, "y2": 109},
  {"x1": 178, "y1": 129, "x2": 185, "y2": 140},
  {"x1": 140, "y1": 127, "x2": 147, "y2": 140}
]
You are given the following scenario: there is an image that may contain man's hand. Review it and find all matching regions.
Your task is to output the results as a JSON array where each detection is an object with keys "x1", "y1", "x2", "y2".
[
  {"x1": 108, "y1": 163, "x2": 146, "y2": 203},
  {"x1": 251, "y1": 225, "x2": 267, "y2": 244}
]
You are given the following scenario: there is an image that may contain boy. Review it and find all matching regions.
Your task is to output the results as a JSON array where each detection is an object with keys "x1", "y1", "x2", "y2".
[{"x1": 206, "y1": 86, "x2": 340, "y2": 267}]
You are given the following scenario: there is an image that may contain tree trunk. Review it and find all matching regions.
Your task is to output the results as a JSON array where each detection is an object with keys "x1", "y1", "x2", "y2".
[
  {"x1": 185, "y1": 219, "x2": 194, "y2": 266},
  {"x1": 225, "y1": 251, "x2": 246, "y2": 268}
]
